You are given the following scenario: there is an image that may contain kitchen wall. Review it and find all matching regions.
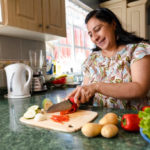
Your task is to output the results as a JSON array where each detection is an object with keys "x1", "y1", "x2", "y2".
[{"x1": 0, "y1": 35, "x2": 45, "y2": 88}]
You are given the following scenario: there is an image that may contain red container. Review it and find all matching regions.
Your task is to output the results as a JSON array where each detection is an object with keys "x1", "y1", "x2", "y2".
[{"x1": 52, "y1": 77, "x2": 66, "y2": 84}]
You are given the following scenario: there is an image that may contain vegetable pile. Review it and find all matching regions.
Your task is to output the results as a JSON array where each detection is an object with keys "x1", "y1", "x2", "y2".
[
  {"x1": 138, "y1": 107, "x2": 150, "y2": 138},
  {"x1": 81, "y1": 112, "x2": 119, "y2": 138}
]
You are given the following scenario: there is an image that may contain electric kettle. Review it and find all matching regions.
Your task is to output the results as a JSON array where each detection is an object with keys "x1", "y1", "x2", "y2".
[{"x1": 4, "y1": 63, "x2": 33, "y2": 98}]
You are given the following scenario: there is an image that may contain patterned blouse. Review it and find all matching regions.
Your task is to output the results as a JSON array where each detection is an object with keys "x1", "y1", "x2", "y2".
[{"x1": 82, "y1": 43, "x2": 150, "y2": 110}]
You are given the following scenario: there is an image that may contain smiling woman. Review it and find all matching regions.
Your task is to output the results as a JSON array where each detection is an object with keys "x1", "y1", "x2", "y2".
[{"x1": 66, "y1": 7, "x2": 150, "y2": 110}]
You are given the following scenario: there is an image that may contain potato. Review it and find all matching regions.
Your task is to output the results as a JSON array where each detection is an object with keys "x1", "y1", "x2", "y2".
[
  {"x1": 81, "y1": 123, "x2": 103, "y2": 137},
  {"x1": 99, "y1": 112, "x2": 118, "y2": 125},
  {"x1": 101, "y1": 124, "x2": 118, "y2": 138}
]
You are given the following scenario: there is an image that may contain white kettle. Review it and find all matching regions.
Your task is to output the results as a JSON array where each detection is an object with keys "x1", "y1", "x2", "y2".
[{"x1": 4, "y1": 63, "x2": 33, "y2": 98}]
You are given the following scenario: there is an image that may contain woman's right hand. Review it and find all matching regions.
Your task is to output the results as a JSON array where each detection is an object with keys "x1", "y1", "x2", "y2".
[{"x1": 66, "y1": 83, "x2": 97, "y2": 106}]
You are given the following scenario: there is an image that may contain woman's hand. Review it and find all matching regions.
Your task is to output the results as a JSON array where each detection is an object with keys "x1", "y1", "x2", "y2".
[{"x1": 66, "y1": 83, "x2": 97, "y2": 106}]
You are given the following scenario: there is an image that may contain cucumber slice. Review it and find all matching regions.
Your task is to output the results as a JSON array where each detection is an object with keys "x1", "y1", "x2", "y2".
[
  {"x1": 23, "y1": 109, "x2": 36, "y2": 119},
  {"x1": 42, "y1": 98, "x2": 53, "y2": 111},
  {"x1": 28, "y1": 105, "x2": 39, "y2": 111}
]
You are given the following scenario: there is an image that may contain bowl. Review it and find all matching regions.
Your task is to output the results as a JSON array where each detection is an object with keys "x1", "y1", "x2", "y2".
[{"x1": 140, "y1": 128, "x2": 150, "y2": 143}]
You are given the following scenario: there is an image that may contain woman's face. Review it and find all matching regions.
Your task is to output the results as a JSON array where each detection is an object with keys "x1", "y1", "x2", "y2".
[{"x1": 87, "y1": 17, "x2": 116, "y2": 51}]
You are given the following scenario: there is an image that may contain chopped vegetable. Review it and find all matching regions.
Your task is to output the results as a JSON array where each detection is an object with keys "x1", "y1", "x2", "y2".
[
  {"x1": 34, "y1": 113, "x2": 47, "y2": 121},
  {"x1": 121, "y1": 114, "x2": 140, "y2": 131},
  {"x1": 60, "y1": 97, "x2": 77, "y2": 115},
  {"x1": 23, "y1": 109, "x2": 36, "y2": 119},
  {"x1": 50, "y1": 115, "x2": 69, "y2": 124},
  {"x1": 138, "y1": 107, "x2": 150, "y2": 138},
  {"x1": 42, "y1": 98, "x2": 53, "y2": 111},
  {"x1": 23, "y1": 105, "x2": 41, "y2": 119},
  {"x1": 28, "y1": 105, "x2": 39, "y2": 111}
]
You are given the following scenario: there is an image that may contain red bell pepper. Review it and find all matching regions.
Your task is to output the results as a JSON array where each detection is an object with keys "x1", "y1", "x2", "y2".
[
  {"x1": 60, "y1": 97, "x2": 77, "y2": 115},
  {"x1": 141, "y1": 106, "x2": 150, "y2": 111},
  {"x1": 121, "y1": 114, "x2": 140, "y2": 131}
]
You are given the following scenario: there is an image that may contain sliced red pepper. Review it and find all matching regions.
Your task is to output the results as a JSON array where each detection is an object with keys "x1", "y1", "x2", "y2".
[
  {"x1": 121, "y1": 114, "x2": 140, "y2": 132},
  {"x1": 141, "y1": 106, "x2": 150, "y2": 111},
  {"x1": 60, "y1": 97, "x2": 77, "y2": 115},
  {"x1": 50, "y1": 115, "x2": 69, "y2": 124}
]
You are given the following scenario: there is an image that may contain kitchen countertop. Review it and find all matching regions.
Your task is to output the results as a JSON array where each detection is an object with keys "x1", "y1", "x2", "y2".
[{"x1": 0, "y1": 87, "x2": 150, "y2": 150}]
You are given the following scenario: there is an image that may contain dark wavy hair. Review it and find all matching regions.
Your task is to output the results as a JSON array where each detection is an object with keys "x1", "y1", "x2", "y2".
[{"x1": 85, "y1": 8, "x2": 149, "y2": 51}]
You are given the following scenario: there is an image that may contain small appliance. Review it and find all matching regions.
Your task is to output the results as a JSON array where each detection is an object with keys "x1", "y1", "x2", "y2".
[
  {"x1": 29, "y1": 50, "x2": 47, "y2": 92},
  {"x1": 4, "y1": 63, "x2": 33, "y2": 98}
]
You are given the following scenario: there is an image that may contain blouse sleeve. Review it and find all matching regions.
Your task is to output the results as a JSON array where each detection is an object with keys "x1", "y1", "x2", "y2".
[
  {"x1": 81, "y1": 56, "x2": 91, "y2": 78},
  {"x1": 131, "y1": 43, "x2": 150, "y2": 65}
]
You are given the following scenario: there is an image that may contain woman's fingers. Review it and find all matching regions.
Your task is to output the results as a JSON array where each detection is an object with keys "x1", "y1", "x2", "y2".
[
  {"x1": 65, "y1": 85, "x2": 93, "y2": 106},
  {"x1": 74, "y1": 88, "x2": 81, "y2": 106},
  {"x1": 80, "y1": 88, "x2": 87, "y2": 103}
]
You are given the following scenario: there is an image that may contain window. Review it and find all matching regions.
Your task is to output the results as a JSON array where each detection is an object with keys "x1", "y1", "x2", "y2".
[{"x1": 46, "y1": 0, "x2": 93, "y2": 74}]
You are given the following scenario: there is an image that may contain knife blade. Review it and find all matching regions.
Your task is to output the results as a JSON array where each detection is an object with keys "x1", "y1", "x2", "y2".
[{"x1": 46, "y1": 99, "x2": 73, "y2": 113}]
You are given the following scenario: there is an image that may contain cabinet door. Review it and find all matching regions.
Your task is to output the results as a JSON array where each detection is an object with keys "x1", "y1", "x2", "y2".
[
  {"x1": 100, "y1": 0, "x2": 127, "y2": 30},
  {"x1": 43, "y1": 0, "x2": 66, "y2": 37},
  {"x1": 127, "y1": 5, "x2": 146, "y2": 38},
  {"x1": 3, "y1": 0, "x2": 43, "y2": 32}
]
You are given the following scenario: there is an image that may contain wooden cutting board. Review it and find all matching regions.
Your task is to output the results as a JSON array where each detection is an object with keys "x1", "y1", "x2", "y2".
[{"x1": 20, "y1": 110, "x2": 98, "y2": 132}]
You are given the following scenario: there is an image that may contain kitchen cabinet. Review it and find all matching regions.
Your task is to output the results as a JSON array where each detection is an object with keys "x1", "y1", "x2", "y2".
[
  {"x1": 0, "y1": 0, "x2": 66, "y2": 41},
  {"x1": 100, "y1": 0, "x2": 127, "y2": 30},
  {"x1": 127, "y1": 0, "x2": 148, "y2": 38},
  {"x1": 100, "y1": 0, "x2": 150, "y2": 39}
]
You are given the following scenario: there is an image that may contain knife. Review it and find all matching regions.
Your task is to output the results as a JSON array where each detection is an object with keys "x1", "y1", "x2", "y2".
[{"x1": 46, "y1": 97, "x2": 77, "y2": 113}]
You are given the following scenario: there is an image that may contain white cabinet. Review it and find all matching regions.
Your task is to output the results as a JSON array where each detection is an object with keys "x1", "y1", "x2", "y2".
[
  {"x1": 127, "y1": 0, "x2": 148, "y2": 38},
  {"x1": 100, "y1": 0, "x2": 127, "y2": 30},
  {"x1": 100, "y1": 0, "x2": 150, "y2": 39}
]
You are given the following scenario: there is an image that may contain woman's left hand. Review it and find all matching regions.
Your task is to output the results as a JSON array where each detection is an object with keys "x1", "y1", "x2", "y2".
[{"x1": 66, "y1": 83, "x2": 97, "y2": 106}]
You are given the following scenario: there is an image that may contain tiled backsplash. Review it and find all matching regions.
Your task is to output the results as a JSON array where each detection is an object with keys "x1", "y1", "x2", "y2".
[{"x1": 0, "y1": 35, "x2": 46, "y2": 88}]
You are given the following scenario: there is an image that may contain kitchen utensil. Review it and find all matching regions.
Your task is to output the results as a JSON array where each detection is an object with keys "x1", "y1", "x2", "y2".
[
  {"x1": 4, "y1": 63, "x2": 33, "y2": 98},
  {"x1": 46, "y1": 97, "x2": 77, "y2": 113},
  {"x1": 29, "y1": 50, "x2": 47, "y2": 92},
  {"x1": 20, "y1": 110, "x2": 98, "y2": 132}
]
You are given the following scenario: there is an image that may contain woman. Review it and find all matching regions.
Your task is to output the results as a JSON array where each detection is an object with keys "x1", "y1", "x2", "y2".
[{"x1": 67, "y1": 8, "x2": 150, "y2": 110}]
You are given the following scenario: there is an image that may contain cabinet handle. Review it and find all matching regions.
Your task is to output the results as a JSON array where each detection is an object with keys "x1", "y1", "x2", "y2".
[
  {"x1": 46, "y1": 25, "x2": 50, "y2": 29},
  {"x1": 38, "y1": 24, "x2": 43, "y2": 27}
]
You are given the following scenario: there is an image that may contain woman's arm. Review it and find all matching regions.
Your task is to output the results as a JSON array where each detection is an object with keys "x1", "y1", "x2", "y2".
[
  {"x1": 67, "y1": 55, "x2": 150, "y2": 105},
  {"x1": 98, "y1": 55, "x2": 150, "y2": 98}
]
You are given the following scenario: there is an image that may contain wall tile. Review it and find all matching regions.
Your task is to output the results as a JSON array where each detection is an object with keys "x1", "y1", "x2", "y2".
[
  {"x1": 0, "y1": 69, "x2": 7, "y2": 88},
  {"x1": 0, "y1": 35, "x2": 21, "y2": 60},
  {"x1": 0, "y1": 35, "x2": 46, "y2": 88},
  {"x1": 21, "y1": 39, "x2": 46, "y2": 60}
]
